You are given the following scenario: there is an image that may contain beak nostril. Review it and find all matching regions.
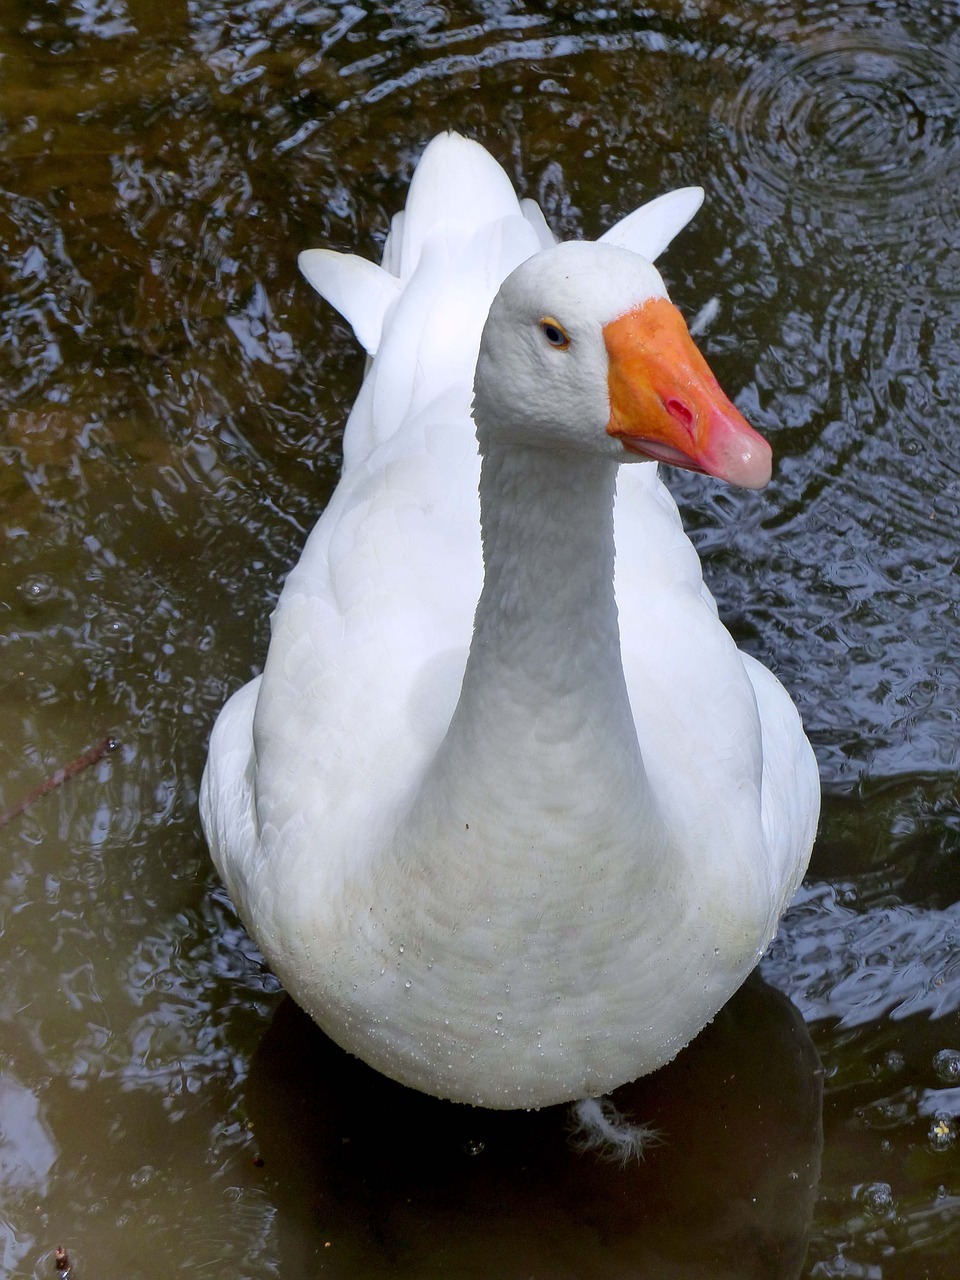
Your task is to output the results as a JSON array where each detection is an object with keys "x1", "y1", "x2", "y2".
[{"x1": 663, "y1": 396, "x2": 694, "y2": 431}]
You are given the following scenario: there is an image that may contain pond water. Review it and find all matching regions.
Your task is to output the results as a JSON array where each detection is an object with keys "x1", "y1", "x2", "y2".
[{"x1": 1, "y1": 0, "x2": 958, "y2": 1275}]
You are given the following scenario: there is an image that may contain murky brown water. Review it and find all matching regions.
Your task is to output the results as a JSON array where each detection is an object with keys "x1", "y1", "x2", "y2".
[{"x1": 1, "y1": 0, "x2": 958, "y2": 1275}]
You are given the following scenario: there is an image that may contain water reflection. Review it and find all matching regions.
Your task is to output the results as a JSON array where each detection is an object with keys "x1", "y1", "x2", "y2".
[
  {"x1": 0, "y1": 1074, "x2": 57, "y2": 1274},
  {"x1": 247, "y1": 977, "x2": 822, "y2": 1278},
  {"x1": 0, "y1": 0, "x2": 958, "y2": 1273}
]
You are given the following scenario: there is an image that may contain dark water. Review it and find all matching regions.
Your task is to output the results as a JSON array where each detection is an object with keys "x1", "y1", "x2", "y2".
[{"x1": 0, "y1": 0, "x2": 958, "y2": 1274}]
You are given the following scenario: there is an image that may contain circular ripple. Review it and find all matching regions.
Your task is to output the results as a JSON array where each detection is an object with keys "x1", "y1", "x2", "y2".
[{"x1": 717, "y1": 26, "x2": 960, "y2": 253}]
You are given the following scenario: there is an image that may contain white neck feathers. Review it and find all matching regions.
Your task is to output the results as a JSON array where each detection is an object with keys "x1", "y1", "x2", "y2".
[{"x1": 399, "y1": 442, "x2": 663, "y2": 878}]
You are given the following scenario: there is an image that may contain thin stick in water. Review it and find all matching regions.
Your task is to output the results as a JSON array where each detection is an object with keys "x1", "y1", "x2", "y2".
[{"x1": 0, "y1": 736, "x2": 118, "y2": 829}]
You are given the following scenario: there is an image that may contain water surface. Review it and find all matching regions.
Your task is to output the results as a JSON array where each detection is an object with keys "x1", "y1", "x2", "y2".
[{"x1": 1, "y1": 0, "x2": 958, "y2": 1275}]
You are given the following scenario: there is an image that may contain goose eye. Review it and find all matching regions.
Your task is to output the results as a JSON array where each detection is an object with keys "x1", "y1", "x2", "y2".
[{"x1": 539, "y1": 317, "x2": 571, "y2": 350}]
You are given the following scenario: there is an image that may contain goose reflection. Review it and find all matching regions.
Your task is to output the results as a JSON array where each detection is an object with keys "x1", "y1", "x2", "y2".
[{"x1": 245, "y1": 974, "x2": 822, "y2": 1278}]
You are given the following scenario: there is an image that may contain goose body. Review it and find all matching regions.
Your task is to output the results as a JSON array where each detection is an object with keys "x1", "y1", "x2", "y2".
[{"x1": 201, "y1": 133, "x2": 819, "y2": 1109}]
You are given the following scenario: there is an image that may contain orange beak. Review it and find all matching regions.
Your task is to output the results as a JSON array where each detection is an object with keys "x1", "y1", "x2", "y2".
[{"x1": 604, "y1": 298, "x2": 772, "y2": 489}]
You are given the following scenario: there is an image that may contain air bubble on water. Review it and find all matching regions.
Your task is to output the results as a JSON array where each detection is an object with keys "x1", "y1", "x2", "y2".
[
  {"x1": 857, "y1": 1181, "x2": 894, "y2": 1213},
  {"x1": 18, "y1": 574, "x2": 57, "y2": 606},
  {"x1": 933, "y1": 1048, "x2": 960, "y2": 1083},
  {"x1": 929, "y1": 1114, "x2": 956, "y2": 1150}
]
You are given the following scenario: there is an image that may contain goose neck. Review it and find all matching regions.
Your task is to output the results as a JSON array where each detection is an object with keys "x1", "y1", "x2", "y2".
[{"x1": 472, "y1": 443, "x2": 622, "y2": 678}]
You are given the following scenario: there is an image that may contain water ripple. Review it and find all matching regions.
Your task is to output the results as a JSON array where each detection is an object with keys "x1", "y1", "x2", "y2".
[
  {"x1": 714, "y1": 14, "x2": 960, "y2": 279},
  {"x1": 346, "y1": 28, "x2": 677, "y2": 106},
  {"x1": 764, "y1": 882, "x2": 960, "y2": 1027}
]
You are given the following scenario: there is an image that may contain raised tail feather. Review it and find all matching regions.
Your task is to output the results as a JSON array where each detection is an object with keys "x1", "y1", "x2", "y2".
[{"x1": 296, "y1": 133, "x2": 706, "y2": 462}]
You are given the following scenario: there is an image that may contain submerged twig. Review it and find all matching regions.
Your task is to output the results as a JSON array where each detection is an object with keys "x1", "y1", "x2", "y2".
[{"x1": 0, "y1": 736, "x2": 118, "y2": 829}]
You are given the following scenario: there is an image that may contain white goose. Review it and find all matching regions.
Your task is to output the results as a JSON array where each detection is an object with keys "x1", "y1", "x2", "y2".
[{"x1": 201, "y1": 133, "x2": 819, "y2": 1111}]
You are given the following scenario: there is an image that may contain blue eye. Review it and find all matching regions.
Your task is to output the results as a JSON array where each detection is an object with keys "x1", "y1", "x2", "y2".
[{"x1": 540, "y1": 317, "x2": 571, "y2": 350}]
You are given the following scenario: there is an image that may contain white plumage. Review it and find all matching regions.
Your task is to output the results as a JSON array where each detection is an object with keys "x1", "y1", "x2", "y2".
[{"x1": 201, "y1": 133, "x2": 819, "y2": 1109}]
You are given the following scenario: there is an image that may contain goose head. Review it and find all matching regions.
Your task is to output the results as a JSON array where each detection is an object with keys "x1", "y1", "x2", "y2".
[{"x1": 473, "y1": 241, "x2": 771, "y2": 489}]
